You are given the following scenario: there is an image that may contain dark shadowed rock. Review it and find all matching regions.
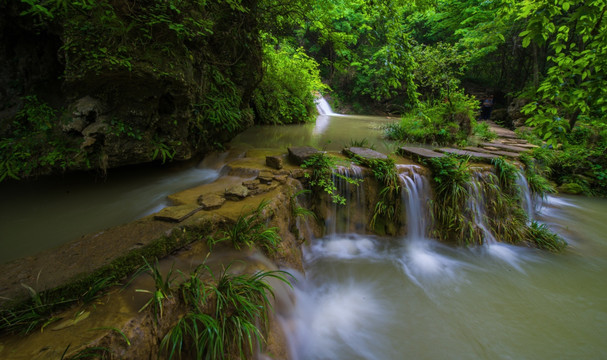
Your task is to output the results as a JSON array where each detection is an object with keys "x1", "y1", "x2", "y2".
[
  {"x1": 225, "y1": 184, "x2": 249, "y2": 201},
  {"x1": 266, "y1": 155, "x2": 284, "y2": 169},
  {"x1": 288, "y1": 146, "x2": 321, "y2": 165},
  {"x1": 197, "y1": 193, "x2": 225, "y2": 210},
  {"x1": 258, "y1": 171, "x2": 274, "y2": 184}
]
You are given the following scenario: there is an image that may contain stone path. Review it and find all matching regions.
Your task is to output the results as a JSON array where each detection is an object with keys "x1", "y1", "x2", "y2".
[{"x1": 397, "y1": 120, "x2": 536, "y2": 163}]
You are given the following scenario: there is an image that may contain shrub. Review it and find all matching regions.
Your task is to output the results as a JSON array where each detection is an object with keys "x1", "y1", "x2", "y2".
[{"x1": 253, "y1": 37, "x2": 327, "y2": 125}]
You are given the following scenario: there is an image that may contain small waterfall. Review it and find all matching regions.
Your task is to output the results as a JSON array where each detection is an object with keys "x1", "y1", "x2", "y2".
[
  {"x1": 468, "y1": 172, "x2": 524, "y2": 270},
  {"x1": 466, "y1": 176, "x2": 497, "y2": 244},
  {"x1": 315, "y1": 97, "x2": 335, "y2": 116},
  {"x1": 515, "y1": 171, "x2": 534, "y2": 222},
  {"x1": 325, "y1": 165, "x2": 365, "y2": 235},
  {"x1": 397, "y1": 165, "x2": 432, "y2": 239}
]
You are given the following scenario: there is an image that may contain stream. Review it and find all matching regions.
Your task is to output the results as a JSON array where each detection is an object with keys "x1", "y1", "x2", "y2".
[{"x1": 1, "y1": 101, "x2": 606, "y2": 359}]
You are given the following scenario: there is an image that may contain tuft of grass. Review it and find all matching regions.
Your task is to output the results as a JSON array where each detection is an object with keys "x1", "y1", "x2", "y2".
[
  {"x1": 209, "y1": 200, "x2": 281, "y2": 255},
  {"x1": 136, "y1": 259, "x2": 176, "y2": 321},
  {"x1": 161, "y1": 263, "x2": 293, "y2": 360},
  {"x1": 301, "y1": 153, "x2": 361, "y2": 205},
  {"x1": 491, "y1": 157, "x2": 520, "y2": 197},
  {"x1": 347, "y1": 138, "x2": 375, "y2": 150},
  {"x1": 526, "y1": 221, "x2": 567, "y2": 252}
]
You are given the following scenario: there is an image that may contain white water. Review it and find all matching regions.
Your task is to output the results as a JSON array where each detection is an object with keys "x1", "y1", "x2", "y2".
[
  {"x1": 315, "y1": 97, "x2": 335, "y2": 116},
  {"x1": 284, "y1": 194, "x2": 607, "y2": 359},
  {"x1": 516, "y1": 171, "x2": 535, "y2": 221},
  {"x1": 397, "y1": 164, "x2": 432, "y2": 239}
]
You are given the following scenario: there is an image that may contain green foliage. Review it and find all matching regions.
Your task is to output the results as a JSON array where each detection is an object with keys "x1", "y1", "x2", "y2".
[
  {"x1": 491, "y1": 157, "x2": 519, "y2": 197},
  {"x1": 161, "y1": 263, "x2": 292, "y2": 360},
  {"x1": 385, "y1": 90, "x2": 478, "y2": 145},
  {"x1": 210, "y1": 200, "x2": 281, "y2": 255},
  {"x1": 301, "y1": 153, "x2": 361, "y2": 205},
  {"x1": 0, "y1": 95, "x2": 81, "y2": 182},
  {"x1": 253, "y1": 37, "x2": 327, "y2": 124},
  {"x1": 515, "y1": 0, "x2": 607, "y2": 146},
  {"x1": 365, "y1": 158, "x2": 401, "y2": 232},
  {"x1": 427, "y1": 155, "x2": 483, "y2": 245},
  {"x1": 472, "y1": 122, "x2": 498, "y2": 142},
  {"x1": 136, "y1": 259, "x2": 176, "y2": 321},
  {"x1": 526, "y1": 221, "x2": 567, "y2": 252},
  {"x1": 194, "y1": 68, "x2": 244, "y2": 134}
]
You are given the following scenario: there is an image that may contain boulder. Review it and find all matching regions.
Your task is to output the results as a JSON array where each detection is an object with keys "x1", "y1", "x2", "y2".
[
  {"x1": 288, "y1": 146, "x2": 321, "y2": 165},
  {"x1": 225, "y1": 185, "x2": 249, "y2": 201},
  {"x1": 266, "y1": 155, "x2": 284, "y2": 169},
  {"x1": 197, "y1": 193, "x2": 225, "y2": 210}
]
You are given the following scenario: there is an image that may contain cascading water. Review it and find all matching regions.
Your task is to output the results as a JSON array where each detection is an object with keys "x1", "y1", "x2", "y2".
[
  {"x1": 515, "y1": 170, "x2": 535, "y2": 222},
  {"x1": 325, "y1": 165, "x2": 365, "y2": 235},
  {"x1": 314, "y1": 97, "x2": 335, "y2": 116},
  {"x1": 397, "y1": 164, "x2": 432, "y2": 239}
]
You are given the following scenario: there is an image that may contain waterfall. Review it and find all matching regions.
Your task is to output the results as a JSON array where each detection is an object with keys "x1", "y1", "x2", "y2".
[
  {"x1": 397, "y1": 165, "x2": 432, "y2": 239},
  {"x1": 315, "y1": 97, "x2": 335, "y2": 116},
  {"x1": 325, "y1": 165, "x2": 365, "y2": 235},
  {"x1": 515, "y1": 171, "x2": 535, "y2": 222},
  {"x1": 466, "y1": 175, "x2": 497, "y2": 244}
]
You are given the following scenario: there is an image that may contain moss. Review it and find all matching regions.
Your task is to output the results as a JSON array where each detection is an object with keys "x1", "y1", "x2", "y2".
[
  {"x1": 557, "y1": 182, "x2": 585, "y2": 195},
  {"x1": 0, "y1": 222, "x2": 214, "y2": 335}
]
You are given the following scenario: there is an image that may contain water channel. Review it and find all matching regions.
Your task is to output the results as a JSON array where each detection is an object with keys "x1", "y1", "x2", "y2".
[{"x1": 1, "y1": 102, "x2": 606, "y2": 358}]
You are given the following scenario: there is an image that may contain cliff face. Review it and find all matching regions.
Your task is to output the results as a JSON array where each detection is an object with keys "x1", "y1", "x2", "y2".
[{"x1": 0, "y1": 0, "x2": 262, "y2": 176}]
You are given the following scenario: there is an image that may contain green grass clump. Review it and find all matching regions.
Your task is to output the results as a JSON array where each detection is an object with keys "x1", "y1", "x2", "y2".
[
  {"x1": 161, "y1": 263, "x2": 292, "y2": 360},
  {"x1": 209, "y1": 200, "x2": 281, "y2": 256},
  {"x1": 301, "y1": 153, "x2": 361, "y2": 205},
  {"x1": 526, "y1": 221, "x2": 567, "y2": 252}
]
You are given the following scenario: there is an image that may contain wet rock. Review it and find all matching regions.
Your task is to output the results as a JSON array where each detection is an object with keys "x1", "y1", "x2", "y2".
[
  {"x1": 154, "y1": 205, "x2": 202, "y2": 222},
  {"x1": 249, "y1": 182, "x2": 279, "y2": 196},
  {"x1": 290, "y1": 169, "x2": 306, "y2": 179},
  {"x1": 288, "y1": 146, "x2": 320, "y2": 165},
  {"x1": 82, "y1": 121, "x2": 108, "y2": 138},
  {"x1": 197, "y1": 193, "x2": 225, "y2": 210},
  {"x1": 343, "y1": 147, "x2": 388, "y2": 161},
  {"x1": 273, "y1": 174, "x2": 288, "y2": 184},
  {"x1": 398, "y1": 146, "x2": 445, "y2": 162},
  {"x1": 62, "y1": 118, "x2": 88, "y2": 133},
  {"x1": 258, "y1": 171, "x2": 274, "y2": 185},
  {"x1": 479, "y1": 142, "x2": 528, "y2": 153},
  {"x1": 436, "y1": 148, "x2": 498, "y2": 163},
  {"x1": 225, "y1": 184, "x2": 249, "y2": 201},
  {"x1": 266, "y1": 155, "x2": 284, "y2": 169},
  {"x1": 463, "y1": 147, "x2": 520, "y2": 159},
  {"x1": 242, "y1": 180, "x2": 259, "y2": 190}
]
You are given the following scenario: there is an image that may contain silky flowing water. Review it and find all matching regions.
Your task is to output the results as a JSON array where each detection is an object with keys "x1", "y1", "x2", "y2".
[{"x1": 1, "y1": 101, "x2": 606, "y2": 358}]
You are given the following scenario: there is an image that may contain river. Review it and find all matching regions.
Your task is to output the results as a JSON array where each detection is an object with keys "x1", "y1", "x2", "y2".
[{"x1": 1, "y1": 103, "x2": 606, "y2": 358}]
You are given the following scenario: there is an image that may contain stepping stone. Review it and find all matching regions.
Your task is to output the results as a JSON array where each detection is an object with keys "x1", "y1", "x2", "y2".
[
  {"x1": 343, "y1": 147, "x2": 388, "y2": 162},
  {"x1": 398, "y1": 146, "x2": 445, "y2": 162},
  {"x1": 258, "y1": 171, "x2": 274, "y2": 185},
  {"x1": 154, "y1": 205, "x2": 202, "y2": 222},
  {"x1": 463, "y1": 147, "x2": 520, "y2": 159},
  {"x1": 288, "y1": 146, "x2": 321, "y2": 165},
  {"x1": 505, "y1": 142, "x2": 538, "y2": 149},
  {"x1": 197, "y1": 193, "x2": 226, "y2": 210},
  {"x1": 480, "y1": 142, "x2": 529, "y2": 153},
  {"x1": 225, "y1": 184, "x2": 249, "y2": 201},
  {"x1": 436, "y1": 148, "x2": 498, "y2": 163},
  {"x1": 266, "y1": 155, "x2": 284, "y2": 169}
]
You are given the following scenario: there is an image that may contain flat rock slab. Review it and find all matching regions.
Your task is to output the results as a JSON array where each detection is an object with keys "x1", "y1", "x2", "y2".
[
  {"x1": 480, "y1": 142, "x2": 529, "y2": 153},
  {"x1": 288, "y1": 146, "x2": 321, "y2": 165},
  {"x1": 154, "y1": 205, "x2": 202, "y2": 222},
  {"x1": 398, "y1": 146, "x2": 445, "y2": 162},
  {"x1": 463, "y1": 147, "x2": 520, "y2": 158},
  {"x1": 225, "y1": 184, "x2": 249, "y2": 201},
  {"x1": 437, "y1": 148, "x2": 498, "y2": 163},
  {"x1": 343, "y1": 147, "x2": 388, "y2": 163},
  {"x1": 197, "y1": 193, "x2": 226, "y2": 210}
]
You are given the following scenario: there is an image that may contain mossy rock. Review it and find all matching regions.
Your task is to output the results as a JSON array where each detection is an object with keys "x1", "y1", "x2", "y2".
[{"x1": 557, "y1": 182, "x2": 585, "y2": 195}]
